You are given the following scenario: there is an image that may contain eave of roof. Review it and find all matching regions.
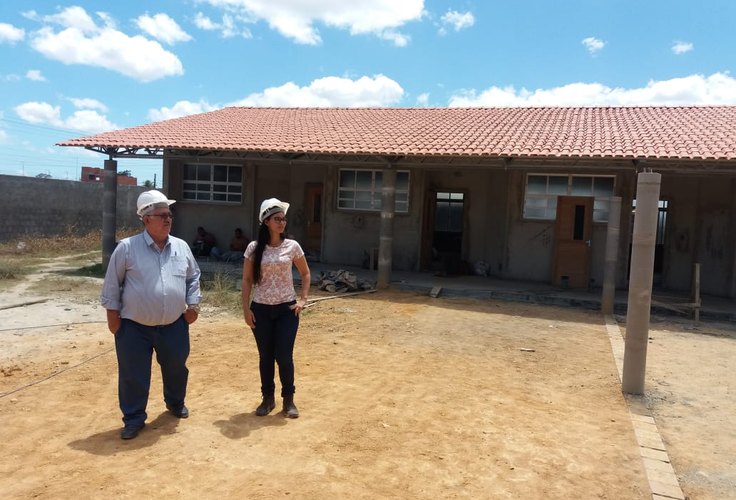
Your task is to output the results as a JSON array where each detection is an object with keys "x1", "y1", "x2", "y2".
[{"x1": 57, "y1": 106, "x2": 736, "y2": 162}]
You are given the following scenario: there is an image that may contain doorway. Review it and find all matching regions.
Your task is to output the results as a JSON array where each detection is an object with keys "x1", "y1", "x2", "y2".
[
  {"x1": 422, "y1": 191, "x2": 465, "y2": 273},
  {"x1": 304, "y1": 183, "x2": 323, "y2": 260},
  {"x1": 552, "y1": 196, "x2": 594, "y2": 288},
  {"x1": 628, "y1": 199, "x2": 668, "y2": 285}
]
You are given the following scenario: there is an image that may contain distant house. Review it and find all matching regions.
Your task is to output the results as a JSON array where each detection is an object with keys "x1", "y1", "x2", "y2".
[
  {"x1": 81, "y1": 166, "x2": 137, "y2": 186},
  {"x1": 59, "y1": 106, "x2": 736, "y2": 299}
]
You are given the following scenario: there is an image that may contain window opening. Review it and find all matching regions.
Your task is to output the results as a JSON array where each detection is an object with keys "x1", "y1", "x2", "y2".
[
  {"x1": 182, "y1": 164, "x2": 243, "y2": 203},
  {"x1": 337, "y1": 169, "x2": 410, "y2": 212}
]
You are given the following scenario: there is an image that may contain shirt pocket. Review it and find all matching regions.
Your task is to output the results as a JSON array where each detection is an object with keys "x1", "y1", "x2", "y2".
[{"x1": 171, "y1": 256, "x2": 188, "y2": 277}]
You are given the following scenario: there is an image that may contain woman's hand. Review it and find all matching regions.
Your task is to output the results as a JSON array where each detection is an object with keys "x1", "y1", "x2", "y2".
[
  {"x1": 290, "y1": 298, "x2": 308, "y2": 316},
  {"x1": 244, "y1": 309, "x2": 256, "y2": 329}
]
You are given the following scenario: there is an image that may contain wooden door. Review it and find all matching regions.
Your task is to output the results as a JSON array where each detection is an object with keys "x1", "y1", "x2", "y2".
[
  {"x1": 552, "y1": 196, "x2": 593, "y2": 288},
  {"x1": 304, "y1": 183, "x2": 323, "y2": 258}
]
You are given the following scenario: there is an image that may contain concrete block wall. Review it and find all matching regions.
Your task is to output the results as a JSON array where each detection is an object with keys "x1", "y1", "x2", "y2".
[{"x1": 0, "y1": 175, "x2": 146, "y2": 241}]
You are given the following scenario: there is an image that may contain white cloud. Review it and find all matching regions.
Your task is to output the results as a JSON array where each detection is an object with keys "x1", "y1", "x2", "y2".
[
  {"x1": 0, "y1": 129, "x2": 8, "y2": 143},
  {"x1": 416, "y1": 92, "x2": 430, "y2": 106},
  {"x1": 26, "y1": 69, "x2": 46, "y2": 81},
  {"x1": 194, "y1": 12, "x2": 217, "y2": 30},
  {"x1": 0, "y1": 22, "x2": 25, "y2": 43},
  {"x1": 379, "y1": 29, "x2": 410, "y2": 47},
  {"x1": 28, "y1": 6, "x2": 183, "y2": 82},
  {"x1": 439, "y1": 10, "x2": 474, "y2": 35},
  {"x1": 41, "y1": 6, "x2": 99, "y2": 33},
  {"x1": 66, "y1": 110, "x2": 119, "y2": 133},
  {"x1": 199, "y1": 0, "x2": 423, "y2": 45},
  {"x1": 232, "y1": 74, "x2": 404, "y2": 107},
  {"x1": 194, "y1": 12, "x2": 250, "y2": 38},
  {"x1": 448, "y1": 73, "x2": 736, "y2": 107},
  {"x1": 136, "y1": 13, "x2": 192, "y2": 45},
  {"x1": 148, "y1": 100, "x2": 219, "y2": 121},
  {"x1": 1, "y1": 73, "x2": 21, "y2": 82},
  {"x1": 672, "y1": 41, "x2": 693, "y2": 54},
  {"x1": 582, "y1": 36, "x2": 605, "y2": 55},
  {"x1": 15, "y1": 101, "x2": 118, "y2": 133},
  {"x1": 14, "y1": 102, "x2": 62, "y2": 125},
  {"x1": 68, "y1": 97, "x2": 108, "y2": 112}
]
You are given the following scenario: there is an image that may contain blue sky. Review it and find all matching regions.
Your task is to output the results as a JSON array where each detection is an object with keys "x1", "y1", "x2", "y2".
[{"x1": 1, "y1": 0, "x2": 735, "y2": 184}]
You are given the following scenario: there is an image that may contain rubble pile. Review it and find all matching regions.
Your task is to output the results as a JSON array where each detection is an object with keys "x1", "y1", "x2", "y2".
[{"x1": 316, "y1": 270, "x2": 375, "y2": 293}]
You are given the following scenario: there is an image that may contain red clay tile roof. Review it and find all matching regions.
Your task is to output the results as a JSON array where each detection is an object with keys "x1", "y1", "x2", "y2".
[{"x1": 57, "y1": 106, "x2": 736, "y2": 161}]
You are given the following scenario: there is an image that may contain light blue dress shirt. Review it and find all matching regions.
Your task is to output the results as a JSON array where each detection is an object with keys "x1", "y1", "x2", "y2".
[{"x1": 101, "y1": 230, "x2": 201, "y2": 326}]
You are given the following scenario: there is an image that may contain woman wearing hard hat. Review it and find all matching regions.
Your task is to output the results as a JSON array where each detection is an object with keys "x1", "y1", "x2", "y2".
[{"x1": 242, "y1": 198, "x2": 311, "y2": 418}]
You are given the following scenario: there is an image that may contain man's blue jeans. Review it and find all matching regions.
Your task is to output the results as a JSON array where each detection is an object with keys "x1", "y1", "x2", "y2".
[
  {"x1": 115, "y1": 316, "x2": 190, "y2": 427},
  {"x1": 250, "y1": 301, "x2": 299, "y2": 398}
]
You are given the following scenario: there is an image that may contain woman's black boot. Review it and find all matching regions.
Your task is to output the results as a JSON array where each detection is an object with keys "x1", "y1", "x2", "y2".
[
  {"x1": 283, "y1": 395, "x2": 299, "y2": 418},
  {"x1": 256, "y1": 394, "x2": 275, "y2": 416}
]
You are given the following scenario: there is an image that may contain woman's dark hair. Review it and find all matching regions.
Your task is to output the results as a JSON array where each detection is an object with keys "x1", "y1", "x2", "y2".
[{"x1": 252, "y1": 217, "x2": 285, "y2": 284}]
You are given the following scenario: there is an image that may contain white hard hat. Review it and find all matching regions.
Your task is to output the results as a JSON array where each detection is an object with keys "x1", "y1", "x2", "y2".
[
  {"x1": 137, "y1": 190, "x2": 176, "y2": 216},
  {"x1": 258, "y1": 198, "x2": 290, "y2": 222}
]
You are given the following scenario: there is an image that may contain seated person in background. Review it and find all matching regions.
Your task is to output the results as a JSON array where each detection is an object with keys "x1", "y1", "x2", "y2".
[
  {"x1": 192, "y1": 226, "x2": 220, "y2": 259},
  {"x1": 221, "y1": 228, "x2": 250, "y2": 263}
]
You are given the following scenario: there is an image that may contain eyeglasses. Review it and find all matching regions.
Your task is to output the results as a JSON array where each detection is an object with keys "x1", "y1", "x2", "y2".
[
  {"x1": 149, "y1": 213, "x2": 174, "y2": 220},
  {"x1": 271, "y1": 217, "x2": 287, "y2": 223}
]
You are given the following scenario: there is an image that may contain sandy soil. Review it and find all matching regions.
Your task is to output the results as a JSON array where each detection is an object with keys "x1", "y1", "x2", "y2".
[{"x1": 0, "y1": 256, "x2": 734, "y2": 499}]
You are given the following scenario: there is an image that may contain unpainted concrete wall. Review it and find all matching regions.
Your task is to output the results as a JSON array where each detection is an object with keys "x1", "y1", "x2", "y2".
[
  {"x1": 162, "y1": 158, "x2": 736, "y2": 298},
  {"x1": 0, "y1": 174, "x2": 145, "y2": 241},
  {"x1": 165, "y1": 159, "x2": 255, "y2": 248},
  {"x1": 660, "y1": 175, "x2": 736, "y2": 296}
]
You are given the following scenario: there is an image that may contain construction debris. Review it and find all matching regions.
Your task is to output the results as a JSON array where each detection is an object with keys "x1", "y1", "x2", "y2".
[{"x1": 316, "y1": 270, "x2": 375, "y2": 293}]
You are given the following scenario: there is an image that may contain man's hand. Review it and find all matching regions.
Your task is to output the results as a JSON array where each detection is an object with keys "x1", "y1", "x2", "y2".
[
  {"x1": 184, "y1": 308, "x2": 199, "y2": 324},
  {"x1": 106, "y1": 309, "x2": 121, "y2": 335}
]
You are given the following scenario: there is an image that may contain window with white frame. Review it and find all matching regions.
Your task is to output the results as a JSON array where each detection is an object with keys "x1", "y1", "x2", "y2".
[
  {"x1": 182, "y1": 164, "x2": 243, "y2": 203},
  {"x1": 524, "y1": 174, "x2": 615, "y2": 222},
  {"x1": 337, "y1": 169, "x2": 410, "y2": 212}
]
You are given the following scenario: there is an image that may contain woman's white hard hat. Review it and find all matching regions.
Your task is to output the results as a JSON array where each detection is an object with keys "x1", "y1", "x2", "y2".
[
  {"x1": 259, "y1": 198, "x2": 290, "y2": 222},
  {"x1": 137, "y1": 190, "x2": 176, "y2": 216}
]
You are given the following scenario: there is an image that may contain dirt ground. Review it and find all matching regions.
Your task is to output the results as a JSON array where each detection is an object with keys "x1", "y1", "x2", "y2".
[{"x1": 0, "y1": 256, "x2": 734, "y2": 499}]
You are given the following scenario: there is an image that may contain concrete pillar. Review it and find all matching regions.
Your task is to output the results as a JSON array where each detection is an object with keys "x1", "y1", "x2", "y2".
[
  {"x1": 601, "y1": 196, "x2": 622, "y2": 314},
  {"x1": 729, "y1": 179, "x2": 736, "y2": 298},
  {"x1": 102, "y1": 158, "x2": 118, "y2": 271},
  {"x1": 377, "y1": 167, "x2": 396, "y2": 289},
  {"x1": 622, "y1": 172, "x2": 661, "y2": 395}
]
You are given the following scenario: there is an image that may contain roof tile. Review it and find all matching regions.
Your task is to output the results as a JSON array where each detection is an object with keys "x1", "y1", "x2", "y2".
[{"x1": 58, "y1": 106, "x2": 736, "y2": 162}]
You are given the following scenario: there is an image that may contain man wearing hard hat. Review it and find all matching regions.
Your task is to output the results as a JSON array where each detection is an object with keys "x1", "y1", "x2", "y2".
[{"x1": 101, "y1": 190, "x2": 201, "y2": 440}]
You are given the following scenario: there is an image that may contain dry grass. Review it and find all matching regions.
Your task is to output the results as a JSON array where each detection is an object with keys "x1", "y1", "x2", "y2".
[
  {"x1": 1, "y1": 229, "x2": 245, "y2": 313},
  {"x1": 201, "y1": 272, "x2": 243, "y2": 313},
  {"x1": 0, "y1": 227, "x2": 138, "y2": 279}
]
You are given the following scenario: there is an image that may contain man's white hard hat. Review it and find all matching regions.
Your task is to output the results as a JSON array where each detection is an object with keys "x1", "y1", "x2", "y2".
[{"x1": 137, "y1": 190, "x2": 176, "y2": 216}]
